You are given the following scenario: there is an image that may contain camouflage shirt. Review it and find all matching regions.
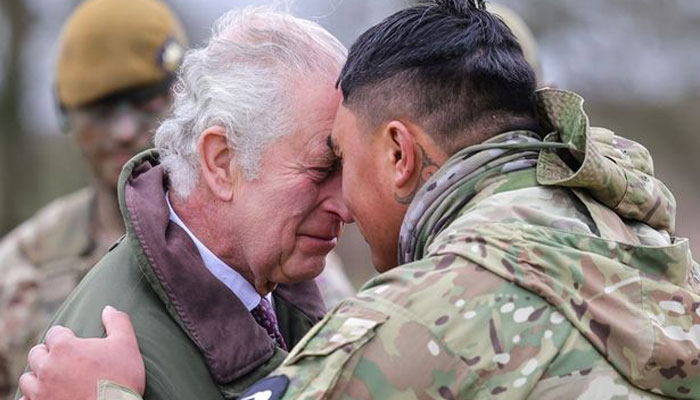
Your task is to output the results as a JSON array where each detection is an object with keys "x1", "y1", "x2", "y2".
[{"x1": 0, "y1": 188, "x2": 113, "y2": 398}]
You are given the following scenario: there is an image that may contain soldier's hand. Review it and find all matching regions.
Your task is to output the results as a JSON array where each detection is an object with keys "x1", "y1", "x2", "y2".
[{"x1": 18, "y1": 306, "x2": 145, "y2": 400}]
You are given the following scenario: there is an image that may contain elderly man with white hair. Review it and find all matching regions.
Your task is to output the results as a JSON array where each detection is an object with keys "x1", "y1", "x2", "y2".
[{"x1": 16, "y1": 8, "x2": 353, "y2": 400}]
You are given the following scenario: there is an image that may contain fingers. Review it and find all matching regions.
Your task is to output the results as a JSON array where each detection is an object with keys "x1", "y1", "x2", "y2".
[
  {"x1": 44, "y1": 325, "x2": 75, "y2": 351},
  {"x1": 102, "y1": 305, "x2": 138, "y2": 345},
  {"x1": 18, "y1": 372, "x2": 38, "y2": 399},
  {"x1": 27, "y1": 344, "x2": 49, "y2": 374}
]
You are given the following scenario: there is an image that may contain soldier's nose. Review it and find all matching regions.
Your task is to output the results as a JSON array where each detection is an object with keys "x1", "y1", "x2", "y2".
[{"x1": 108, "y1": 112, "x2": 140, "y2": 144}]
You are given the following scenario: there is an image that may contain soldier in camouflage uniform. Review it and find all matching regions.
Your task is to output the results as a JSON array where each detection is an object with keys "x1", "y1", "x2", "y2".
[
  {"x1": 0, "y1": 0, "x2": 187, "y2": 397},
  {"x1": 266, "y1": 87, "x2": 700, "y2": 399},
  {"x1": 256, "y1": 1, "x2": 700, "y2": 396},
  {"x1": 16, "y1": 1, "x2": 700, "y2": 399}
]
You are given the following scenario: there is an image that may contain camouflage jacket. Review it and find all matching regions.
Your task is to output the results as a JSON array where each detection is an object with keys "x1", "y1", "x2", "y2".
[{"x1": 0, "y1": 188, "x2": 112, "y2": 398}]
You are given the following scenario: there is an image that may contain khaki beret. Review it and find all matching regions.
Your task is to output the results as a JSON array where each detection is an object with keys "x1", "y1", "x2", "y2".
[{"x1": 56, "y1": 0, "x2": 187, "y2": 108}]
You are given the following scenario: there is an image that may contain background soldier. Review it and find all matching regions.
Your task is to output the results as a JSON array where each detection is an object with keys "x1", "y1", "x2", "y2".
[{"x1": 0, "y1": 0, "x2": 187, "y2": 396}]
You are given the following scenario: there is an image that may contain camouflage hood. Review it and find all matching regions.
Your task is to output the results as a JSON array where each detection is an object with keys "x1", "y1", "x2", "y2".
[
  {"x1": 536, "y1": 89, "x2": 677, "y2": 237},
  {"x1": 399, "y1": 89, "x2": 700, "y2": 398}
]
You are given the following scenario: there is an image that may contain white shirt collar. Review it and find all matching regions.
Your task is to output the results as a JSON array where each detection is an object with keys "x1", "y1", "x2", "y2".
[{"x1": 165, "y1": 192, "x2": 269, "y2": 311}]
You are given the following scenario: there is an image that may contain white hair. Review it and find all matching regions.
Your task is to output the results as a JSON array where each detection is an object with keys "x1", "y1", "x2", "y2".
[{"x1": 155, "y1": 7, "x2": 347, "y2": 198}]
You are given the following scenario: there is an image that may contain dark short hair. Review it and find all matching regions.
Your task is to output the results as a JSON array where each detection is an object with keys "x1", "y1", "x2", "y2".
[{"x1": 337, "y1": 0, "x2": 538, "y2": 152}]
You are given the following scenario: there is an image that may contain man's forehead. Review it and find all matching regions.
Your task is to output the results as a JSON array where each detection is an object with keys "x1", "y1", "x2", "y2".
[{"x1": 291, "y1": 129, "x2": 335, "y2": 163}]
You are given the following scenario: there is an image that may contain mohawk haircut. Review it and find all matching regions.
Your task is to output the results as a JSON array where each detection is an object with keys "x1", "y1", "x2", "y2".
[{"x1": 337, "y1": 0, "x2": 538, "y2": 152}]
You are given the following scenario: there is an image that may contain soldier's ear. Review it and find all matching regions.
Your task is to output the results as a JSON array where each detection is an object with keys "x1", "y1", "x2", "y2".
[
  {"x1": 197, "y1": 126, "x2": 237, "y2": 201},
  {"x1": 382, "y1": 120, "x2": 417, "y2": 190},
  {"x1": 381, "y1": 120, "x2": 447, "y2": 203}
]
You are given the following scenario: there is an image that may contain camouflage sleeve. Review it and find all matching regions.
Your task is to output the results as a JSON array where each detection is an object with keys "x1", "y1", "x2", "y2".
[
  {"x1": 97, "y1": 381, "x2": 143, "y2": 400},
  {"x1": 263, "y1": 254, "x2": 574, "y2": 399},
  {"x1": 0, "y1": 229, "x2": 41, "y2": 397},
  {"x1": 0, "y1": 191, "x2": 98, "y2": 397}
]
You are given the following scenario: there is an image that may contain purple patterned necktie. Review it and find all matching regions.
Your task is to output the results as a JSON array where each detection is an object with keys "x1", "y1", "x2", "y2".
[{"x1": 250, "y1": 297, "x2": 287, "y2": 350}]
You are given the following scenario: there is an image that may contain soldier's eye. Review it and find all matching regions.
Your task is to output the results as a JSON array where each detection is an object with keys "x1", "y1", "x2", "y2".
[{"x1": 136, "y1": 95, "x2": 169, "y2": 114}]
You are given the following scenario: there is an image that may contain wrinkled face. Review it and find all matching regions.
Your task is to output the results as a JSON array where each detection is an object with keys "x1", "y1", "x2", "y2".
[
  {"x1": 232, "y1": 81, "x2": 353, "y2": 291},
  {"x1": 68, "y1": 92, "x2": 172, "y2": 190},
  {"x1": 328, "y1": 105, "x2": 407, "y2": 272}
]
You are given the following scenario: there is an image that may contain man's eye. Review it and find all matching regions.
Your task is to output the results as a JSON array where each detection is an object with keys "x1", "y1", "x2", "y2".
[
  {"x1": 80, "y1": 104, "x2": 113, "y2": 120},
  {"x1": 309, "y1": 159, "x2": 340, "y2": 180},
  {"x1": 309, "y1": 167, "x2": 333, "y2": 178}
]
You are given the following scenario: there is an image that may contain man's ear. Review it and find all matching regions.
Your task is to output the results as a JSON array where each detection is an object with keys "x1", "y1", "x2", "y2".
[
  {"x1": 197, "y1": 126, "x2": 237, "y2": 201},
  {"x1": 382, "y1": 120, "x2": 417, "y2": 189}
]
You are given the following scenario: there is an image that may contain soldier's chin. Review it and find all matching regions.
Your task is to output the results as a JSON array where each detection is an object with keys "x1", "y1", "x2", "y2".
[
  {"x1": 106, "y1": 175, "x2": 121, "y2": 191},
  {"x1": 96, "y1": 165, "x2": 123, "y2": 190},
  {"x1": 371, "y1": 250, "x2": 398, "y2": 273}
]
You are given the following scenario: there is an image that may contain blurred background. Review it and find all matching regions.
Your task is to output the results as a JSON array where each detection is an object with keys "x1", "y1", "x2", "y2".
[{"x1": 0, "y1": 0, "x2": 698, "y2": 288}]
